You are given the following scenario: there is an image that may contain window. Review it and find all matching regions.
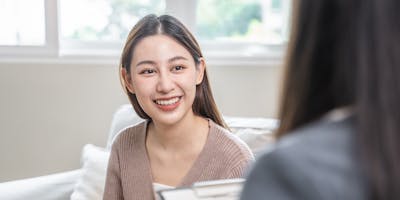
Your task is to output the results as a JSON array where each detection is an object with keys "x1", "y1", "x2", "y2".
[
  {"x1": 0, "y1": 0, "x2": 58, "y2": 57},
  {"x1": 194, "y1": 0, "x2": 291, "y2": 65},
  {"x1": 0, "y1": 0, "x2": 45, "y2": 45},
  {"x1": 196, "y1": 0, "x2": 288, "y2": 44},
  {"x1": 59, "y1": 0, "x2": 166, "y2": 56},
  {"x1": 0, "y1": 0, "x2": 291, "y2": 65},
  {"x1": 60, "y1": 0, "x2": 165, "y2": 42}
]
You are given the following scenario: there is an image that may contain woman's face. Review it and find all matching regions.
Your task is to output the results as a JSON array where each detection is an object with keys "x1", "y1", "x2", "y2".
[{"x1": 123, "y1": 34, "x2": 205, "y2": 126}]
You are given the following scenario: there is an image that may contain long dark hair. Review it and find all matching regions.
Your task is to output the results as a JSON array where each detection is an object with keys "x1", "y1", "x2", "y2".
[
  {"x1": 119, "y1": 14, "x2": 227, "y2": 128},
  {"x1": 277, "y1": 0, "x2": 400, "y2": 199}
]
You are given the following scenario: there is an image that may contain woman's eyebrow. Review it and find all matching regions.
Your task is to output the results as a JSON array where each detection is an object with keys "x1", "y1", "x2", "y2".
[
  {"x1": 135, "y1": 56, "x2": 188, "y2": 67},
  {"x1": 136, "y1": 60, "x2": 156, "y2": 67},
  {"x1": 168, "y1": 56, "x2": 188, "y2": 63}
]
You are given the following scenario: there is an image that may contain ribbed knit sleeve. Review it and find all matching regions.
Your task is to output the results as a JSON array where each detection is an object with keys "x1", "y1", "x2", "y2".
[
  {"x1": 180, "y1": 120, "x2": 255, "y2": 185},
  {"x1": 103, "y1": 140, "x2": 123, "y2": 200},
  {"x1": 226, "y1": 160, "x2": 252, "y2": 178},
  {"x1": 215, "y1": 127, "x2": 255, "y2": 179},
  {"x1": 103, "y1": 122, "x2": 155, "y2": 200}
]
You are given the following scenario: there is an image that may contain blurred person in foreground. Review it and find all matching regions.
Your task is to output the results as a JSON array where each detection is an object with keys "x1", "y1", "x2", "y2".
[{"x1": 240, "y1": 0, "x2": 400, "y2": 199}]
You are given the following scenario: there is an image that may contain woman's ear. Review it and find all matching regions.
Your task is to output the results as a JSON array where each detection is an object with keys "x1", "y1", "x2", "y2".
[
  {"x1": 196, "y1": 58, "x2": 206, "y2": 85},
  {"x1": 121, "y1": 67, "x2": 135, "y2": 94}
]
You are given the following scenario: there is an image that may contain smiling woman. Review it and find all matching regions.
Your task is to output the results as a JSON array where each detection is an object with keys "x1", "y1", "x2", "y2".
[{"x1": 103, "y1": 14, "x2": 254, "y2": 200}]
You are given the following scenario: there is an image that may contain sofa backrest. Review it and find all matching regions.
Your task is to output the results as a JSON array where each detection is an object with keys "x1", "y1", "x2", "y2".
[
  {"x1": 106, "y1": 104, "x2": 278, "y2": 155},
  {"x1": 106, "y1": 104, "x2": 144, "y2": 150}
]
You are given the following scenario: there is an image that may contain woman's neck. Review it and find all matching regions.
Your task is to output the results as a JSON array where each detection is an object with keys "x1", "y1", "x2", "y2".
[{"x1": 147, "y1": 114, "x2": 209, "y2": 153}]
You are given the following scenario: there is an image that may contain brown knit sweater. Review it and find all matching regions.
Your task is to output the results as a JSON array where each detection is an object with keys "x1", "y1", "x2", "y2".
[{"x1": 103, "y1": 120, "x2": 254, "y2": 200}]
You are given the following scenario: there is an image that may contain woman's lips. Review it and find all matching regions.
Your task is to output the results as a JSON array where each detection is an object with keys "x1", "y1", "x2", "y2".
[{"x1": 154, "y1": 96, "x2": 181, "y2": 111}]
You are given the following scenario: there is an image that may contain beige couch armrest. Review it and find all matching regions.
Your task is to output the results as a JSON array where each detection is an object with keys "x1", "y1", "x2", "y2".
[{"x1": 0, "y1": 169, "x2": 82, "y2": 200}]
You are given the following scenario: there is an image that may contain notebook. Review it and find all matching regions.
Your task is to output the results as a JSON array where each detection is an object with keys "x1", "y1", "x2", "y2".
[{"x1": 157, "y1": 178, "x2": 244, "y2": 200}]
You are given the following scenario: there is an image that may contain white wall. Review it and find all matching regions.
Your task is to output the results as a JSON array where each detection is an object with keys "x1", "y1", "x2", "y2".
[{"x1": 0, "y1": 60, "x2": 282, "y2": 182}]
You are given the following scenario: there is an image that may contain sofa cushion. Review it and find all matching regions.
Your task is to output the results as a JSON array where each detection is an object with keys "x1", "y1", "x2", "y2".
[
  {"x1": 224, "y1": 116, "x2": 277, "y2": 156},
  {"x1": 0, "y1": 170, "x2": 82, "y2": 200},
  {"x1": 70, "y1": 144, "x2": 110, "y2": 200},
  {"x1": 106, "y1": 104, "x2": 144, "y2": 150}
]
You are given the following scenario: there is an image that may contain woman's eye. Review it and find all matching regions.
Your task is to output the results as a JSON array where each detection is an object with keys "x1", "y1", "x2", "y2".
[
  {"x1": 141, "y1": 69, "x2": 155, "y2": 74},
  {"x1": 173, "y1": 66, "x2": 183, "y2": 71}
]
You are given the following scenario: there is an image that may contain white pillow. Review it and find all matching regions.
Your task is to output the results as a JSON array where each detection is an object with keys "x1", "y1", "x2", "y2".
[
  {"x1": 224, "y1": 116, "x2": 277, "y2": 156},
  {"x1": 70, "y1": 144, "x2": 110, "y2": 200},
  {"x1": 106, "y1": 104, "x2": 144, "y2": 150},
  {"x1": 234, "y1": 128, "x2": 275, "y2": 156}
]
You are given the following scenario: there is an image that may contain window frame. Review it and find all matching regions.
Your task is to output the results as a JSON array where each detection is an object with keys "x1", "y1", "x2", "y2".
[{"x1": 0, "y1": 0, "x2": 290, "y2": 67}]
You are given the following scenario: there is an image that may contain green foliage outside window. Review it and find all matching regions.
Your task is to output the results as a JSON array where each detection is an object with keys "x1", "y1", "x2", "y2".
[
  {"x1": 68, "y1": 0, "x2": 164, "y2": 41},
  {"x1": 64, "y1": 0, "x2": 286, "y2": 43},
  {"x1": 196, "y1": 0, "x2": 262, "y2": 40}
]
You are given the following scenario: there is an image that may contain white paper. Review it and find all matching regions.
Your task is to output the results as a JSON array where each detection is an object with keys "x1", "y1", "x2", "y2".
[{"x1": 158, "y1": 179, "x2": 244, "y2": 200}]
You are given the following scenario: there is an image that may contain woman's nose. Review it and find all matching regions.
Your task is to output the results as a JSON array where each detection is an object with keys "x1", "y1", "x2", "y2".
[{"x1": 156, "y1": 73, "x2": 174, "y2": 93}]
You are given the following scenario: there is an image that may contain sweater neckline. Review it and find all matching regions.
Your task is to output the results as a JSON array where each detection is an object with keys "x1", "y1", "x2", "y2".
[{"x1": 140, "y1": 119, "x2": 215, "y2": 187}]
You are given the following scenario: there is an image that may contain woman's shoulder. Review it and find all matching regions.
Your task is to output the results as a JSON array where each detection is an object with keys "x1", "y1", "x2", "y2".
[
  {"x1": 274, "y1": 116, "x2": 355, "y2": 155},
  {"x1": 244, "y1": 117, "x2": 366, "y2": 199},
  {"x1": 251, "y1": 117, "x2": 358, "y2": 181},
  {"x1": 208, "y1": 120, "x2": 254, "y2": 161},
  {"x1": 110, "y1": 120, "x2": 148, "y2": 149}
]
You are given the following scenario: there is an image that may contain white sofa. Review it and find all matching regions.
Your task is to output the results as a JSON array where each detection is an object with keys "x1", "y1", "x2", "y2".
[{"x1": 0, "y1": 104, "x2": 277, "y2": 200}]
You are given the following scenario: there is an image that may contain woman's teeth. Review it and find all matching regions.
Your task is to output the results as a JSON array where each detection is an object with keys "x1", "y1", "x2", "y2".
[{"x1": 155, "y1": 97, "x2": 180, "y2": 105}]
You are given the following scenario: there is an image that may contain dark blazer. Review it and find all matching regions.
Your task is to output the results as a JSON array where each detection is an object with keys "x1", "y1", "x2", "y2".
[{"x1": 240, "y1": 116, "x2": 368, "y2": 200}]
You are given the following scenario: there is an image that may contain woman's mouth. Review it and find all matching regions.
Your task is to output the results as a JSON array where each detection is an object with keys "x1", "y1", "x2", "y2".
[
  {"x1": 155, "y1": 97, "x2": 180, "y2": 105},
  {"x1": 154, "y1": 96, "x2": 181, "y2": 111}
]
